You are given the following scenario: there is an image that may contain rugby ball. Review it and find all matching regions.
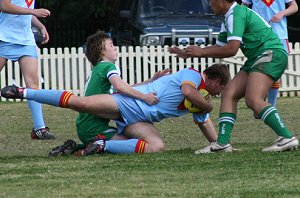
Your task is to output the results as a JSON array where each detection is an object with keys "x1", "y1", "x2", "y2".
[{"x1": 184, "y1": 89, "x2": 209, "y2": 113}]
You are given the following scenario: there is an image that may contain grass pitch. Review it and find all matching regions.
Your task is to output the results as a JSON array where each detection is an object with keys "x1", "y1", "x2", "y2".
[{"x1": 0, "y1": 97, "x2": 299, "y2": 198}]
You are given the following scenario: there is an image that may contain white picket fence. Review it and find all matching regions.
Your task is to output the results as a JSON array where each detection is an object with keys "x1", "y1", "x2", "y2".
[{"x1": 1, "y1": 43, "x2": 300, "y2": 101}]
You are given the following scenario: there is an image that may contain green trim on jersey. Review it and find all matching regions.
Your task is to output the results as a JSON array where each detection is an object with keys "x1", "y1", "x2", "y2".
[
  {"x1": 76, "y1": 62, "x2": 119, "y2": 144},
  {"x1": 217, "y1": 3, "x2": 286, "y2": 61}
]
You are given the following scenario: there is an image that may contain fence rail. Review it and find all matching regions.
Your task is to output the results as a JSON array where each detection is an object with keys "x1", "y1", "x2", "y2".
[{"x1": 1, "y1": 43, "x2": 300, "y2": 102}]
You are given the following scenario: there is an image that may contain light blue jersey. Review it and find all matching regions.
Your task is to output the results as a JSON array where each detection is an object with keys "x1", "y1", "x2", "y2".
[
  {"x1": 113, "y1": 68, "x2": 209, "y2": 132},
  {"x1": 0, "y1": 0, "x2": 36, "y2": 45},
  {"x1": 242, "y1": 0, "x2": 291, "y2": 40}
]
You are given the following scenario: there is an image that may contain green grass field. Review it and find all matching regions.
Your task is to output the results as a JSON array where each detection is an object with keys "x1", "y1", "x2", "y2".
[{"x1": 0, "y1": 97, "x2": 300, "y2": 198}]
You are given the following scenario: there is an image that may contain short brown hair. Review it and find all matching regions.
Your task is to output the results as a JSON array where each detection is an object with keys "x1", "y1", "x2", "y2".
[
  {"x1": 203, "y1": 63, "x2": 231, "y2": 85},
  {"x1": 85, "y1": 30, "x2": 111, "y2": 65}
]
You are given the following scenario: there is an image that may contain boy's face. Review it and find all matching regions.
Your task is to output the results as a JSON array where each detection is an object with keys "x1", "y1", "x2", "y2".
[
  {"x1": 102, "y1": 39, "x2": 118, "y2": 63},
  {"x1": 205, "y1": 78, "x2": 225, "y2": 96},
  {"x1": 210, "y1": 0, "x2": 227, "y2": 15}
]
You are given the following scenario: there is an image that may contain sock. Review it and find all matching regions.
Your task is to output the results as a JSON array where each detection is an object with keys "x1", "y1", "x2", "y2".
[
  {"x1": 104, "y1": 139, "x2": 146, "y2": 154},
  {"x1": 27, "y1": 100, "x2": 46, "y2": 130},
  {"x1": 267, "y1": 82, "x2": 280, "y2": 107},
  {"x1": 25, "y1": 89, "x2": 74, "y2": 108},
  {"x1": 259, "y1": 105, "x2": 292, "y2": 138},
  {"x1": 217, "y1": 112, "x2": 236, "y2": 145},
  {"x1": 72, "y1": 143, "x2": 86, "y2": 153}
]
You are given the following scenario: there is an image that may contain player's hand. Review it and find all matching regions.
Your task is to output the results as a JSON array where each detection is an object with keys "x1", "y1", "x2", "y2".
[
  {"x1": 168, "y1": 46, "x2": 190, "y2": 59},
  {"x1": 150, "y1": 68, "x2": 172, "y2": 81},
  {"x1": 143, "y1": 92, "x2": 159, "y2": 105},
  {"x1": 40, "y1": 27, "x2": 49, "y2": 44},
  {"x1": 269, "y1": 12, "x2": 284, "y2": 23},
  {"x1": 33, "y1": 8, "x2": 51, "y2": 18},
  {"x1": 185, "y1": 45, "x2": 205, "y2": 57}
]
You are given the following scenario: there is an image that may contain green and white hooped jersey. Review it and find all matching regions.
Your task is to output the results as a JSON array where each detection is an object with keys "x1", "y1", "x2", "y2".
[{"x1": 217, "y1": 2, "x2": 285, "y2": 61}]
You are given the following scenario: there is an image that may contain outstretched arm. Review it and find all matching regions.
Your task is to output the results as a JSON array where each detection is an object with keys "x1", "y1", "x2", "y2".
[
  {"x1": 109, "y1": 68, "x2": 171, "y2": 105},
  {"x1": 169, "y1": 41, "x2": 240, "y2": 59},
  {"x1": 134, "y1": 68, "x2": 172, "y2": 86},
  {"x1": 197, "y1": 118, "x2": 218, "y2": 143},
  {"x1": 109, "y1": 75, "x2": 159, "y2": 105},
  {"x1": 184, "y1": 41, "x2": 240, "y2": 58}
]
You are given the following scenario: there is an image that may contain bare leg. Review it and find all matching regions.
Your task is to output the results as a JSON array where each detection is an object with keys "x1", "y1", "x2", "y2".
[
  {"x1": 19, "y1": 56, "x2": 50, "y2": 133},
  {"x1": 68, "y1": 94, "x2": 121, "y2": 120},
  {"x1": 19, "y1": 56, "x2": 39, "y2": 88},
  {"x1": 245, "y1": 72, "x2": 273, "y2": 114},
  {"x1": 220, "y1": 71, "x2": 248, "y2": 113},
  {"x1": 216, "y1": 71, "x2": 248, "y2": 145},
  {"x1": 124, "y1": 122, "x2": 165, "y2": 153}
]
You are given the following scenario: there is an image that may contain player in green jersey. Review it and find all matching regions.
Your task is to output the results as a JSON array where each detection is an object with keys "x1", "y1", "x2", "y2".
[{"x1": 169, "y1": 0, "x2": 299, "y2": 152}]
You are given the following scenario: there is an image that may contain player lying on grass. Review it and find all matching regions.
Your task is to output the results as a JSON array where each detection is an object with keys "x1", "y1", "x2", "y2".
[
  {"x1": 169, "y1": 0, "x2": 299, "y2": 152},
  {"x1": 1, "y1": 63, "x2": 231, "y2": 156}
]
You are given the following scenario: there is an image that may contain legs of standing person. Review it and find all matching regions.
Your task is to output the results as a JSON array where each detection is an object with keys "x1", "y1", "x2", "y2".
[
  {"x1": 245, "y1": 72, "x2": 294, "y2": 139},
  {"x1": 268, "y1": 80, "x2": 280, "y2": 107},
  {"x1": 0, "y1": 55, "x2": 54, "y2": 139},
  {"x1": 267, "y1": 39, "x2": 289, "y2": 107},
  {"x1": 216, "y1": 71, "x2": 247, "y2": 146},
  {"x1": 19, "y1": 56, "x2": 45, "y2": 130}
]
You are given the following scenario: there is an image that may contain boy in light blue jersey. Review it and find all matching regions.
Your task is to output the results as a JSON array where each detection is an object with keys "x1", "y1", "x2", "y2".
[
  {"x1": 169, "y1": 0, "x2": 299, "y2": 152},
  {"x1": 1, "y1": 64, "x2": 231, "y2": 155},
  {"x1": 0, "y1": 0, "x2": 55, "y2": 139},
  {"x1": 242, "y1": 0, "x2": 298, "y2": 106}
]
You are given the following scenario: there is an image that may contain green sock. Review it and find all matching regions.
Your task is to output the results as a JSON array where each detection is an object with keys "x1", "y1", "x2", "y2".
[
  {"x1": 217, "y1": 112, "x2": 236, "y2": 145},
  {"x1": 259, "y1": 105, "x2": 292, "y2": 138}
]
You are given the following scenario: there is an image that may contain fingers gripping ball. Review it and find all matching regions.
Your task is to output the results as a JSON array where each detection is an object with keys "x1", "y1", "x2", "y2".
[{"x1": 184, "y1": 89, "x2": 209, "y2": 113}]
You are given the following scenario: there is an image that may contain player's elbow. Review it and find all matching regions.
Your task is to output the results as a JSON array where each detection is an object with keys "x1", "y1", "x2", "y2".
[
  {"x1": 226, "y1": 47, "x2": 239, "y2": 57},
  {"x1": 0, "y1": 5, "x2": 9, "y2": 13},
  {"x1": 181, "y1": 86, "x2": 194, "y2": 98}
]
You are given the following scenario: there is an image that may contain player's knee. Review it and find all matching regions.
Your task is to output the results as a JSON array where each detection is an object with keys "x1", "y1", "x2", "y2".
[
  {"x1": 245, "y1": 95, "x2": 258, "y2": 110},
  {"x1": 72, "y1": 97, "x2": 89, "y2": 112},
  {"x1": 146, "y1": 140, "x2": 165, "y2": 153},
  {"x1": 154, "y1": 141, "x2": 165, "y2": 152}
]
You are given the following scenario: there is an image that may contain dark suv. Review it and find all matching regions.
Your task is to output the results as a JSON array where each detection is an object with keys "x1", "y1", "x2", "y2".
[{"x1": 111, "y1": 0, "x2": 223, "y2": 46}]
